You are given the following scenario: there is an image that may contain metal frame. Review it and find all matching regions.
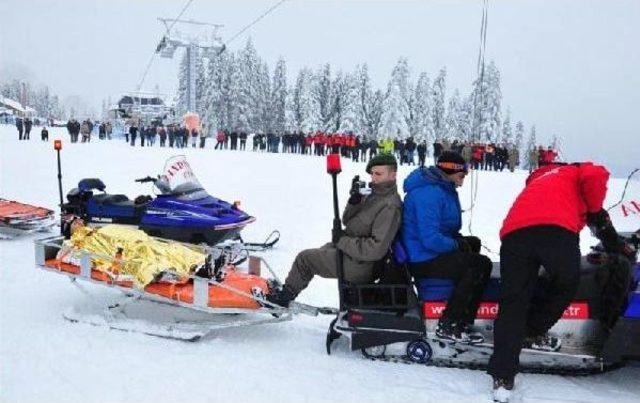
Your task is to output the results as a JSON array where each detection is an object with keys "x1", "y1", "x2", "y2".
[
  {"x1": 34, "y1": 236, "x2": 299, "y2": 337},
  {"x1": 0, "y1": 215, "x2": 56, "y2": 239}
]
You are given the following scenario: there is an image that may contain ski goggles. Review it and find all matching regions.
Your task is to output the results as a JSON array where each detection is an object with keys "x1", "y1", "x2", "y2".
[{"x1": 436, "y1": 161, "x2": 469, "y2": 174}]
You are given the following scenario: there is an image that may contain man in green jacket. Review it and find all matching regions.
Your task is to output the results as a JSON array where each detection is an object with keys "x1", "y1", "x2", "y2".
[{"x1": 268, "y1": 154, "x2": 403, "y2": 306}]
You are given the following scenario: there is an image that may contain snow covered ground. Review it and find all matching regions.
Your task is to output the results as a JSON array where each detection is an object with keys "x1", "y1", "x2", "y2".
[{"x1": 1, "y1": 125, "x2": 638, "y2": 403}]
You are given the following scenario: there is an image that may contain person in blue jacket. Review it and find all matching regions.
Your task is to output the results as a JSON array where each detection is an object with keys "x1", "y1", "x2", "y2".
[{"x1": 402, "y1": 151, "x2": 492, "y2": 343}]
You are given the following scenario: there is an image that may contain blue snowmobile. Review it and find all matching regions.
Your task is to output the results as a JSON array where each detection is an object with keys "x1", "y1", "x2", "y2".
[{"x1": 60, "y1": 155, "x2": 276, "y2": 248}]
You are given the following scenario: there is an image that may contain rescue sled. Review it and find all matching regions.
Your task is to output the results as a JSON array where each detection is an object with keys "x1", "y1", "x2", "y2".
[
  {"x1": 34, "y1": 235, "x2": 326, "y2": 341},
  {"x1": 325, "y1": 234, "x2": 640, "y2": 375},
  {"x1": 0, "y1": 198, "x2": 55, "y2": 239},
  {"x1": 60, "y1": 154, "x2": 276, "y2": 248}
]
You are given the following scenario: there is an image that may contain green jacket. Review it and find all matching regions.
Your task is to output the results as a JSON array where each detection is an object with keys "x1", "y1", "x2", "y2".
[
  {"x1": 337, "y1": 181, "x2": 402, "y2": 265},
  {"x1": 379, "y1": 139, "x2": 394, "y2": 154}
]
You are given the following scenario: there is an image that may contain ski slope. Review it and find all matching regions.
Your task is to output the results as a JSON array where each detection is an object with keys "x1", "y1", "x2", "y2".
[{"x1": 1, "y1": 125, "x2": 638, "y2": 403}]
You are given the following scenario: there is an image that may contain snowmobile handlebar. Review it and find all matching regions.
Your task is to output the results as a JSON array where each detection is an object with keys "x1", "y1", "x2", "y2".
[{"x1": 134, "y1": 176, "x2": 157, "y2": 184}]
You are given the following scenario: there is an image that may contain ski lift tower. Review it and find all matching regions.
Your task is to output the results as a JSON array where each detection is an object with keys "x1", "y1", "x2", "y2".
[{"x1": 155, "y1": 18, "x2": 225, "y2": 114}]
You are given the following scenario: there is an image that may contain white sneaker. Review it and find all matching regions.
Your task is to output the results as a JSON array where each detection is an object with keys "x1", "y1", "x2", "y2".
[{"x1": 492, "y1": 377, "x2": 514, "y2": 403}]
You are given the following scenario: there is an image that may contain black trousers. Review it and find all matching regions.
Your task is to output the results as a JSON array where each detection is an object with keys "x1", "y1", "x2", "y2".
[
  {"x1": 410, "y1": 247, "x2": 492, "y2": 326},
  {"x1": 488, "y1": 225, "x2": 580, "y2": 379}
]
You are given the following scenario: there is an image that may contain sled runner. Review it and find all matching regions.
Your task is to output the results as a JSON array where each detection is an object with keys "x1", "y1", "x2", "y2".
[
  {"x1": 0, "y1": 198, "x2": 55, "y2": 239},
  {"x1": 34, "y1": 235, "x2": 328, "y2": 340}
]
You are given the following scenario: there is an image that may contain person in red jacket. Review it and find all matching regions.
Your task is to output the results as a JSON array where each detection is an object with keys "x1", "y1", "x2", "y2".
[
  {"x1": 472, "y1": 144, "x2": 484, "y2": 170},
  {"x1": 304, "y1": 133, "x2": 314, "y2": 155},
  {"x1": 540, "y1": 146, "x2": 558, "y2": 166},
  {"x1": 317, "y1": 132, "x2": 326, "y2": 156},
  {"x1": 488, "y1": 162, "x2": 632, "y2": 400}
]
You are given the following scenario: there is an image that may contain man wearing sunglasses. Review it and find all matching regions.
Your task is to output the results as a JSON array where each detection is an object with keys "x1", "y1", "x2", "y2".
[{"x1": 401, "y1": 151, "x2": 492, "y2": 344}]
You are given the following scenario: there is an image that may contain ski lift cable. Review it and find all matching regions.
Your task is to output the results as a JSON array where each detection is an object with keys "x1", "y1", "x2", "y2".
[
  {"x1": 607, "y1": 168, "x2": 639, "y2": 212},
  {"x1": 136, "y1": 0, "x2": 197, "y2": 93},
  {"x1": 221, "y1": 0, "x2": 289, "y2": 50},
  {"x1": 467, "y1": 0, "x2": 489, "y2": 235}
]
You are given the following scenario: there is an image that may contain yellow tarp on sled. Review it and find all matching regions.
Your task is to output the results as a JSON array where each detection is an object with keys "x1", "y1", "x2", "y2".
[{"x1": 60, "y1": 224, "x2": 206, "y2": 288}]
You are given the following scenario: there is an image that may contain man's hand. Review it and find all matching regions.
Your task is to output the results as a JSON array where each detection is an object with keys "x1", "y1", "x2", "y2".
[
  {"x1": 455, "y1": 235, "x2": 481, "y2": 254},
  {"x1": 587, "y1": 209, "x2": 622, "y2": 254},
  {"x1": 348, "y1": 175, "x2": 364, "y2": 205},
  {"x1": 456, "y1": 236, "x2": 473, "y2": 253}
]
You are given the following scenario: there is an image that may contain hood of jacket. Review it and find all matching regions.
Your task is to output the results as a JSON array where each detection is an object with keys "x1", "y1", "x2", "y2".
[{"x1": 403, "y1": 166, "x2": 456, "y2": 194}]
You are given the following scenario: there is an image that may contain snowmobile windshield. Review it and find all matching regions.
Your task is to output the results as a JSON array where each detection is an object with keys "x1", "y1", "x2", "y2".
[{"x1": 160, "y1": 156, "x2": 206, "y2": 198}]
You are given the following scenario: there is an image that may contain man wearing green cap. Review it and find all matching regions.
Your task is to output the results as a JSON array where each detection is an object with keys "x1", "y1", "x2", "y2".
[{"x1": 268, "y1": 154, "x2": 403, "y2": 307}]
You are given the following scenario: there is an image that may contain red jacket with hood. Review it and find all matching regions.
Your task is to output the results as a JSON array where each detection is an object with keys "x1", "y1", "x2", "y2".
[{"x1": 500, "y1": 162, "x2": 609, "y2": 239}]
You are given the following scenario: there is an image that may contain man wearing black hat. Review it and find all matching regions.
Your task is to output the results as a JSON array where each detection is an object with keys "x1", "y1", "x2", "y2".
[
  {"x1": 268, "y1": 154, "x2": 403, "y2": 307},
  {"x1": 402, "y1": 151, "x2": 492, "y2": 343}
]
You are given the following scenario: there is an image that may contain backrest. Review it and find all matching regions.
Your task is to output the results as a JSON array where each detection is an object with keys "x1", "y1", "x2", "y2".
[
  {"x1": 341, "y1": 236, "x2": 419, "y2": 312},
  {"x1": 78, "y1": 178, "x2": 106, "y2": 193}
]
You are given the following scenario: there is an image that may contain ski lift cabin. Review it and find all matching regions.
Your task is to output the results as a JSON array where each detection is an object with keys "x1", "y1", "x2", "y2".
[{"x1": 110, "y1": 94, "x2": 174, "y2": 125}]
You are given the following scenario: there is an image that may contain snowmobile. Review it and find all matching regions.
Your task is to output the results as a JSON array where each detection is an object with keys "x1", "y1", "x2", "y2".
[
  {"x1": 0, "y1": 198, "x2": 55, "y2": 239},
  {"x1": 325, "y1": 238, "x2": 639, "y2": 375},
  {"x1": 322, "y1": 155, "x2": 640, "y2": 375},
  {"x1": 34, "y1": 233, "x2": 332, "y2": 341},
  {"x1": 59, "y1": 153, "x2": 278, "y2": 249}
]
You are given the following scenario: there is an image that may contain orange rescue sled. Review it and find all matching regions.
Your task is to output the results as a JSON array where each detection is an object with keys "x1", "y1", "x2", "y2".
[
  {"x1": 34, "y1": 235, "x2": 302, "y2": 340},
  {"x1": 0, "y1": 198, "x2": 55, "y2": 238}
]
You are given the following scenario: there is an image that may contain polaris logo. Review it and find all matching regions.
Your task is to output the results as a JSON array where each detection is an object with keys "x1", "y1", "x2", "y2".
[{"x1": 92, "y1": 217, "x2": 113, "y2": 223}]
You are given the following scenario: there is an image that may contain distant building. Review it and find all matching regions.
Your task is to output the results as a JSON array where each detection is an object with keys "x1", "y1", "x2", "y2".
[
  {"x1": 110, "y1": 94, "x2": 174, "y2": 125},
  {"x1": 0, "y1": 96, "x2": 36, "y2": 118}
]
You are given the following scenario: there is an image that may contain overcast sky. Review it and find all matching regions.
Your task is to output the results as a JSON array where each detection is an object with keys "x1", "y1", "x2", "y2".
[{"x1": 1, "y1": 0, "x2": 638, "y2": 175}]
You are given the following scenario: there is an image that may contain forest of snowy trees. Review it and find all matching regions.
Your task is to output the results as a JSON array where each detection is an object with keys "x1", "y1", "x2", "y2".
[{"x1": 176, "y1": 38, "x2": 533, "y2": 151}]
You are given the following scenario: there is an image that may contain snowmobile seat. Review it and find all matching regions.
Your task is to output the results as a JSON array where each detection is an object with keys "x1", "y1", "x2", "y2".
[
  {"x1": 415, "y1": 262, "x2": 502, "y2": 302},
  {"x1": 415, "y1": 259, "x2": 618, "y2": 303},
  {"x1": 91, "y1": 193, "x2": 131, "y2": 206},
  {"x1": 85, "y1": 195, "x2": 141, "y2": 219},
  {"x1": 78, "y1": 178, "x2": 106, "y2": 192}
]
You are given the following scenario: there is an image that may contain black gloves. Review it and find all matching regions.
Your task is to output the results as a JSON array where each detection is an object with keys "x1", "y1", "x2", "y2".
[
  {"x1": 456, "y1": 235, "x2": 481, "y2": 253},
  {"x1": 348, "y1": 175, "x2": 365, "y2": 205},
  {"x1": 587, "y1": 209, "x2": 620, "y2": 253},
  {"x1": 588, "y1": 209, "x2": 639, "y2": 262},
  {"x1": 457, "y1": 237, "x2": 473, "y2": 253}
]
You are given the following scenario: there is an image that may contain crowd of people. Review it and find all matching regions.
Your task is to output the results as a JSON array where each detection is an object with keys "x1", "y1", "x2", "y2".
[{"x1": 11, "y1": 117, "x2": 561, "y2": 173}]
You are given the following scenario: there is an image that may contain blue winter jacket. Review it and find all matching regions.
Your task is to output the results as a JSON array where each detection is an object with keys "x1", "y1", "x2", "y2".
[{"x1": 401, "y1": 166, "x2": 461, "y2": 263}]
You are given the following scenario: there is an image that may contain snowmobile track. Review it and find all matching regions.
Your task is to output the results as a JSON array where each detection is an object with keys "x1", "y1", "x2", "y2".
[{"x1": 360, "y1": 350, "x2": 622, "y2": 376}]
